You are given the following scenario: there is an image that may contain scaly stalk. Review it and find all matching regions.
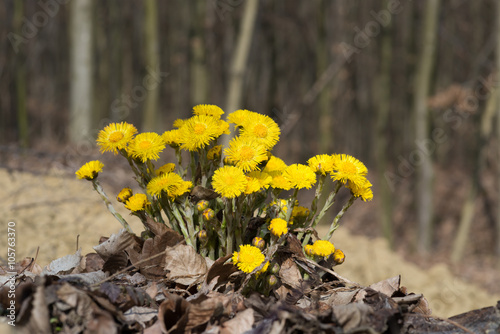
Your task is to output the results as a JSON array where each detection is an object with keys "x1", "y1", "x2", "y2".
[
  {"x1": 92, "y1": 180, "x2": 133, "y2": 233},
  {"x1": 324, "y1": 195, "x2": 356, "y2": 241}
]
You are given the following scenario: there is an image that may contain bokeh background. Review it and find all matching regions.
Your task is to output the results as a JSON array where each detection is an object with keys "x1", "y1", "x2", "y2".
[{"x1": 1, "y1": 0, "x2": 500, "y2": 317}]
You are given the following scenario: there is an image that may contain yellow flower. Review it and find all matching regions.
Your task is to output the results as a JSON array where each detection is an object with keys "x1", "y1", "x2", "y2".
[
  {"x1": 263, "y1": 156, "x2": 287, "y2": 175},
  {"x1": 170, "y1": 180, "x2": 193, "y2": 199},
  {"x1": 245, "y1": 176, "x2": 262, "y2": 194},
  {"x1": 193, "y1": 104, "x2": 225, "y2": 119},
  {"x1": 97, "y1": 122, "x2": 137, "y2": 154},
  {"x1": 331, "y1": 154, "x2": 368, "y2": 188},
  {"x1": 269, "y1": 199, "x2": 289, "y2": 214},
  {"x1": 224, "y1": 137, "x2": 268, "y2": 172},
  {"x1": 347, "y1": 178, "x2": 373, "y2": 202},
  {"x1": 128, "y1": 132, "x2": 166, "y2": 162},
  {"x1": 117, "y1": 188, "x2": 133, "y2": 203},
  {"x1": 156, "y1": 163, "x2": 176, "y2": 175},
  {"x1": 307, "y1": 154, "x2": 335, "y2": 175},
  {"x1": 270, "y1": 174, "x2": 293, "y2": 190},
  {"x1": 227, "y1": 109, "x2": 256, "y2": 127},
  {"x1": 207, "y1": 145, "x2": 223, "y2": 160},
  {"x1": 162, "y1": 129, "x2": 182, "y2": 147},
  {"x1": 333, "y1": 249, "x2": 345, "y2": 265},
  {"x1": 178, "y1": 115, "x2": 224, "y2": 151},
  {"x1": 75, "y1": 160, "x2": 104, "y2": 180},
  {"x1": 202, "y1": 208, "x2": 215, "y2": 221},
  {"x1": 269, "y1": 218, "x2": 288, "y2": 237},
  {"x1": 173, "y1": 119, "x2": 186, "y2": 128},
  {"x1": 257, "y1": 261, "x2": 270, "y2": 276},
  {"x1": 232, "y1": 245, "x2": 266, "y2": 274},
  {"x1": 282, "y1": 164, "x2": 316, "y2": 189},
  {"x1": 304, "y1": 244, "x2": 314, "y2": 256},
  {"x1": 292, "y1": 206, "x2": 310, "y2": 218},
  {"x1": 240, "y1": 113, "x2": 281, "y2": 149},
  {"x1": 247, "y1": 171, "x2": 272, "y2": 189},
  {"x1": 218, "y1": 119, "x2": 230, "y2": 135},
  {"x1": 252, "y1": 237, "x2": 265, "y2": 250},
  {"x1": 147, "y1": 172, "x2": 185, "y2": 198},
  {"x1": 124, "y1": 193, "x2": 150, "y2": 212},
  {"x1": 311, "y1": 240, "x2": 335, "y2": 257},
  {"x1": 196, "y1": 200, "x2": 209, "y2": 212},
  {"x1": 211, "y1": 166, "x2": 248, "y2": 198}
]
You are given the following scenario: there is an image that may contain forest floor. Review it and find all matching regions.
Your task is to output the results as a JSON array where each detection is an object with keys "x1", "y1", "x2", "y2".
[{"x1": 0, "y1": 144, "x2": 499, "y2": 331}]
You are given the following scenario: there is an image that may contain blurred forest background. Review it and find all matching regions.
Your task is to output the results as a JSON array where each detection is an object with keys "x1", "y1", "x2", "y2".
[{"x1": 1, "y1": 0, "x2": 500, "y2": 272}]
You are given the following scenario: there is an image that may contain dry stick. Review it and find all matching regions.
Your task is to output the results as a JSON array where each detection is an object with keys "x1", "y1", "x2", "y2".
[
  {"x1": 299, "y1": 257, "x2": 361, "y2": 288},
  {"x1": 415, "y1": 314, "x2": 475, "y2": 334}
]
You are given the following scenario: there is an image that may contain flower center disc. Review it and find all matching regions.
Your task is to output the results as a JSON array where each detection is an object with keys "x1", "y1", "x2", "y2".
[
  {"x1": 341, "y1": 162, "x2": 357, "y2": 175},
  {"x1": 194, "y1": 123, "x2": 206, "y2": 135},
  {"x1": 240, "y1": 147, "x2": 255, "y2": 161},
  {"x1": 139, "y1": 141, "x2": 152, "y2": 150},
  {"x1": 253, "y1": 124, "x2": 268, "y2": 138},
  {"x1": 109, "y1": 131, "x2": 124, "y2": 143}
]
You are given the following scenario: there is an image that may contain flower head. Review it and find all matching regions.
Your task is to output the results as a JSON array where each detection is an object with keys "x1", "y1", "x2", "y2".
[
  {"x1": 308, "y1": 154, "x2": 335, "y2": 175},
  {"x1": 227, "y1": 109, "x2": 256, "y2": 128},
  {"x1": 333, "y1": 249, "x2": 345, "y2": 265},
  {"x1": 97, "y1": 122, "x2": 137, "y2": 154},
  {"x1": 117, "y1": 188, "x2": 133, "y2": 203},
  {"x1": 269, "y1": 218, "x2": 288, "y2": 237},
  {"x1": 311, "y1": 240, "x2": 335, "y2": 257},
  {"x1": 147, "y1": 172, "x2": 185, "y2": 198},
  {"x1": 282, "y1": 164, "x2": 317, "y2": 189},
  {"x1": 331, "y1": 154, "x2": 368, "y2": 187},
  {"x1": 128, "y1": 132, "x2": 166, "y2": 162},
  {"x1": 347, "y1": 178, "x2": 373, "y2": 202},
  {"x1": 162, "y1": 129, "x2": 182, "y2": 147},
  {"x1": 124, "y1": 193, "x2": 150, "y2": 212},
  {"x1": 211, "y1": 166, "x2": 248, "y2": 198},
  {"x1": 240, "y1": 113, "x2": 281, "y2": 149},
  {"x1": 232, "y1": 244, "x2": 266, "y2": 274},
  {"x1": 207, "y1": 145, "x2": 223, "y2": 160},
  {"x1": 224, "y1": 137, "x2": 268, "y2": 172},
  {"x1": 172, "y1": 119, "x2": 186, "y2": 128},
  {"x1": 193, "y1": 104, "x2": 225, "y2": 119},
  {"x1": 178, "y1": 115, "x2": 225, "y2": 151},
  {"x1": 252, "y1": 237, "x2": 265, "y2": 250},
  {"x1": 156, "y1": 163, "x2": 176, "y2": 175},
  {"x1": 263, "y1": 156, "x2": 287, "y2": 175},
  {"x1": 304, "y1": 244, "x2": 314, "y2": 256},
  {"x1": 247, "y1": 171, "x2": 272, "y2": 189},
  {"x1": 270, "y1": 174, "x2": 293, "y2": 190},
  {"x1": 76, "y1": 160, "x2": 104, "y2": 180}
]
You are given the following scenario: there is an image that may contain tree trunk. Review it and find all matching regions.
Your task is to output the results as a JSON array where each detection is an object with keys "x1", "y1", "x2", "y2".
[
  {"x1": 223, "y1": 0, "x2": 259, "y2": 147},
  {"x1": 190, "y1": 1, "x2": 208, "y2": 106},
  {"x1": 69, "y1": 0, "x2": 93, "y2": 143},
  {"x1": 375, "y1": 0, "x2": 394, "y2": 249},
  {"x1": 143, "y1": 0, "x2": 160, "y2": 131},
  {"x1": 496, "y1": 0, "x2": 500, "y2": 261},
  {"x1": 14, "y1": 0, "x2": 28, "y2": 148},
  {"x1": 414, "y1": 0, "x2": 440, "y2": 254}
]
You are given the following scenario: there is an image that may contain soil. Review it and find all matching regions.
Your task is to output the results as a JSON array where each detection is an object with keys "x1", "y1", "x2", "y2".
[{"x1": 1, "y1": 165, "x2": 499, "y2": 322}]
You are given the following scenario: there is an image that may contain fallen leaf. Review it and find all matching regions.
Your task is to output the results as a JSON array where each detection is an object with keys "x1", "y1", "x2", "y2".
[
  {"x1": 93, "y1": 229, "x2": 136, "y2": 261},
  {"x1": 221, "y1": 308, "x2": 254, "y2": 334},
  {"x1": 164, "y1": 244, "x2": 207, "y2": 286},
  {"x1": 43, "y1": 249, "x2": 82, "y2": 275}
]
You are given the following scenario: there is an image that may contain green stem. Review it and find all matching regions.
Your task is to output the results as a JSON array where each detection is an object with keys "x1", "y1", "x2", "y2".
[
  {"x1": 170, "y1": 203, "x2": 194, "y2": 247},
  {"x1": 92, "y1": 180, "x2": 133, "y2": 233},
  {"x1": 324, "y1": 195, "x2": 356, "y2": 241}
]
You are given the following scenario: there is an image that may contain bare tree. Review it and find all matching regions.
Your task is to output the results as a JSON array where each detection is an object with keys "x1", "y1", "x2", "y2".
[
  {"x1": 414, "y1": 0, "x2": 440, "y2": 254},
  {"x1": 69, "y1": 0, "x2": 93, "y2": 143},
  {"x1": 143, "y1": 0, "x2": 160, "y2": 131}
]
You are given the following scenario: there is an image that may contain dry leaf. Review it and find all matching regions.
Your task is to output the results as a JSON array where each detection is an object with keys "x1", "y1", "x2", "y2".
[
  {"x1": 164, "y1": 244, "x2": 207, "y2": 286},
  {"x1": 279, "y1": 257, "x2": 302, "y2": 289},
  {"x1": 368, "y1": 275, "x2": 400, "y2": 297},
  {"x1": 93, "y1": 229, "x2": 136, "y2": 261},
  {"x1": 43, "y1": 249, "x2": 82, "y2": 275},
  {"x1": 221, "y1": 307, "x2": 254, "y2": 334}
]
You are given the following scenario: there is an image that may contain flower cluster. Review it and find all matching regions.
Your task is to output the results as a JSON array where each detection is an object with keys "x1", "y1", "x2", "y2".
[{"x1": 76, "y1": 104, "x2": 373, "y2": 287}]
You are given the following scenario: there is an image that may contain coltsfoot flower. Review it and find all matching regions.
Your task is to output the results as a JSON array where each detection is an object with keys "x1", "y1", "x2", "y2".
[
  {"x1": 224, "y1": 137, "x2": 268, "y2": 172},
  {"x1": 202, "y1": 208, "x2": 215, "y2": 221},
  {"x1": 97, "y1": 122, "x2": 137, "y2": 154},
  {"x1": 147, "y1": 172, "x2": 191, "y2": 199},
  {"x1": 128, "y1": 132, "x2": 166, "y2": 162},
  {"x1": 308, "y1": 154, "x2": 335, "y2": 175},
  {"x1": 117, "y1": 188, "x2": 133, "y2": 203},
  {"x1": 75, "y1": 160, "x2": 104, "y2": 180},
  {"x1": 333, "y1": 249, "x2": 345, "y2": 265},
  {"x1": 263, "y1": 156, "x2": 287, "y2": 175},
  {"x1": 252, "y1": 237, "x2": 265, "y2": 250},
  {"x1": 331, "y1": 154, "x2": 368, "y2": 188},
  {"x1": 240, "y1": 113, "x2": 281, "y2": 149},
  {"x1": 269, "y1": 218, "x2": 288, "y2": 237},
  {"x1": 192, "y1": 104, "x2": 225, "y2": 118},
  {"x1": 227, "y1": 109, "x2": 256, "y2": 128},
  {"x1": 156, "y1": 163, "x2": 176, "y2": 175},
  {"x1": 282, "y1": 164, "x2": 316, "y2": 189},
  {"x1": 178, "y1": 115, "x2": 226, "y2": 151},
  {"x1": 207, "y1": 145, "x2": 223, "y2": 160},
  {"x1": 212, "y1": 166, "x2": 248, "y2": 198},
  {"x1": 232, "y1": 245, "x2": 266, "y2": 274},
  {"x1": 124, "y1": 193, "x2": 150, "y2": 212},
  {"x1": 311, "y1": 240, "x2": 335, "y2": 257}
]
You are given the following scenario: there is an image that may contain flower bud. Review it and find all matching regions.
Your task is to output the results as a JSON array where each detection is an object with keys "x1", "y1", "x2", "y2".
[
  {"x1": 270, "y1": 263, "x2": 280, "y2": 274},
  {"x1": 267, "y1": 275, "x2": 278, "y2": 287},
  {"x1": 252, "y1": 237, "x2": 265, "y2": 250},
  {"x1": 117, "y1": 188, "x2": 133, "y2": 203},
  {"x1": 197, "y1": 230, "x2": 208, "y2": 242},
  {"x1": 333, "y1": 249, "x2": 345, "y2": 265},
  {"x1": 304, "y1": 244, "x2": 314, "y2": 256},
  {"x1": 202, "y1": 208, "x2": 215, "y2": 221},
  {"x1": 196, "y1": 200, "x2": 209, "y2": 212}
]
